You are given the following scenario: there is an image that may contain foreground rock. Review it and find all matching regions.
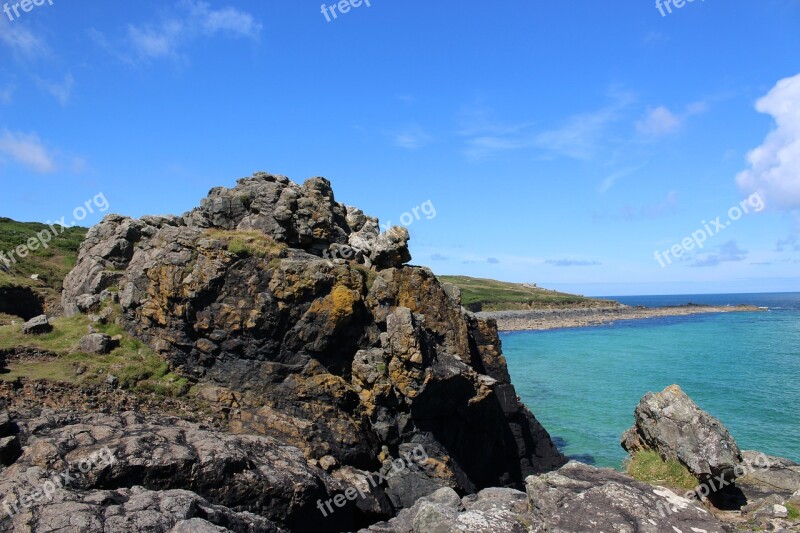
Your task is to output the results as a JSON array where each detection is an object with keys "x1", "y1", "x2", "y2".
[
  {"x1": 622, "y1": 385, "x2": 800, "y2": 531},
  {"x1": 0, "y1": 410, "x2": 354, "y2": 532},
  {"x1": 621, "y1": 384, "x2": 742, "y2": 480},
  {"x1": 361, "y1": 462, "x2": 727, "y2": 533},
  {"x1": 61, "y1": 172, "x2": 566, "y2": 522}
]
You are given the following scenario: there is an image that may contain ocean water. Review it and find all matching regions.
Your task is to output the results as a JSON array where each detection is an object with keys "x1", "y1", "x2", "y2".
[{"x1": 501, "y1": 293, "x2": 800, "y2": 469}]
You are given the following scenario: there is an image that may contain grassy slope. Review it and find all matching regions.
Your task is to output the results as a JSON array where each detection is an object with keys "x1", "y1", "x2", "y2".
[
  {"x1": 0, "y1": 312, "x2": 189, "y2": 397},
  {"x1": 0, "y1": 217, "x2": 88, "y2": 305},
  {"x1": 438, "y1": 275, "x2": 618, "y2": 312}
]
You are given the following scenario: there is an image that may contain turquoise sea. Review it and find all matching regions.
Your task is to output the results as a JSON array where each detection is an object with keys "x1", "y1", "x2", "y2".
[{"x1": 501, "y1": 292, "x2": 800, "y2": 469}]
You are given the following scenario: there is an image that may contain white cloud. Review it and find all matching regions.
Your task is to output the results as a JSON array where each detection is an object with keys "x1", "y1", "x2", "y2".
[
  {"x1": 637, "y1": 106, "x2": 681, "y2": 136},
  {"x1": 736, "y1": 73, "x2": 800, "y2": 209},
  {"x1": 636, "y1": 101, "x2": 707, "y2": 138},
  {"x1": 36, "y1": 73, "x2": 75, "y2": 106},
  {"x1": 0, "y1": 129, "x2": 57, "y2": 173},
  {"x1": 0, "y1": 22, "x2": 48, "y2": 57},
  {"x1": 99, "y1": 0, "x2": 261, "y2": 62}
]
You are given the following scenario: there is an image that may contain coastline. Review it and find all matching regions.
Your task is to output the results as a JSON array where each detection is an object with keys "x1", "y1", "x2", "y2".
[{"x1": 477, "y1": 304, "x2": 766, "y2": 332}]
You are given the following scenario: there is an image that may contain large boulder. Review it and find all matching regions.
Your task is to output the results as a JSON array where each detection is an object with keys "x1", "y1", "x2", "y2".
[
  {"x1": 621, "y1": 384, "x2": 742, "y2": 480},
  {"x1": 61, "y1": 172, "x2": 567, "y2": 520}
]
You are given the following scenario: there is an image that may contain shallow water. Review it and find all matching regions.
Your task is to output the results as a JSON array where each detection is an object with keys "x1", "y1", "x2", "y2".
[{"x1": 501, "y1": 293, "x2": 800, "y2": 469}]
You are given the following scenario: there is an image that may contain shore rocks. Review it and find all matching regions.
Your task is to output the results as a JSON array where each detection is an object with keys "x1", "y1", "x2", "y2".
[
  {"x1": 60, "y1": 172, "x2": 567, "y2": 521},
  {"x1": 361, "y1": 462, "x2": 727, "y2": 533},
  {"x1": 621, "y1": 384, "x2": 742, "y2": 480},
  {"x1": 0, "y1": 411, "x2": 351, "y2": 532}
]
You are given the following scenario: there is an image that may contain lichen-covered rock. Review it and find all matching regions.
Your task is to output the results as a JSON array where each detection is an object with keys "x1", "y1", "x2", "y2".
[
  {"x1": 621, "y1": 384, "x2": 741, "y2": 480},
  {"x1": 61, "y1": 172, "x2": 566, "y2": 522}
]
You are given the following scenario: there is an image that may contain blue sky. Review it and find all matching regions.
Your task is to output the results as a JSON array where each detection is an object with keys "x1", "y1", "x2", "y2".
[{"x1": 1, "y1": 1, "x2": 799, "y2": 296}]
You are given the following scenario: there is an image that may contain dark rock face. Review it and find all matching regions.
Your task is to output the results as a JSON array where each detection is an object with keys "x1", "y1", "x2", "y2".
[
  {"x1": 361, "y1": 462, "x2": 728, "y2": 533},
  {"x1": 0, "y1": 410, "x2": 351, "y2": 532},
  {"x1": 0, "y1": 286, "x2": 44, "y2": 320},
  {"x1": 621, "y1": 384, "x2": 742, "y2": 480},
  {"x1": 61, "y1": 173, "x2": 566, "y2": 519}
]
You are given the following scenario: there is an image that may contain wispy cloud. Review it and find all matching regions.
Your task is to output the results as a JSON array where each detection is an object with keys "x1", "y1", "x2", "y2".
[
  {"x1": 545, "y1": 259, "x2": 602, "y2": 267},
  {"x1": 487, "y1": 257, "x2": 500, "y2": 264},
  {"x1": 599, "y1": 163, "x2": 647, "y2": 193},
  {"x1": 0, "y1": 22, "x2": 49, "y2": 58},
  {"x1": 636, "y1": 101, "x2": 708, "y2": 138},
  {"x1": 0, "y1": 129, "x2": 57, "y2": 173},
  {"x1": 736, "y1": 72, "x2": 800, "y2": 210},
  {"x1": 392, "y1": 127, "x2": 434, "y2": 149},
  {"x1": 775, "y1": 234, "x2": 800, "y2": 252},
  {"x1": 689, "y1": 240, "x2": 747, "y2": 267},
  {"x1": 460, "y1": 90, "x2": 633, "y2": 160},
  {"x1": 0, "y1": 84, "x2": 13, "y2": 105},
  {"x1": 94, "y1": 0, "x2": 262, "y2": 63},
  {"x1": 36, "y1": 73, "x2": 75, "y2": 106},
  {"x1": 594, "y1": 190, "x2": 678, "y2": 221},
  {"x1": 430, "y1": 253, "x2": 448, "y2": 261}
]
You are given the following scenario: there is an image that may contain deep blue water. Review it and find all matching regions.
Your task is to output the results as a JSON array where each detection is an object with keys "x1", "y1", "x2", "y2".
[{"x1": 501, "y1": 292, "x2": 800, "y2": 469}]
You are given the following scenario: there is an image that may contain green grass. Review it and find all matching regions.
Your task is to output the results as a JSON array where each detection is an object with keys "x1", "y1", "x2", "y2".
[
  {"x1": 787, "y1": 503, "x2": 800, "y2": 521},
  {"x1": 438, "y1": 275, "x2": 618, "y2": 312},
  {"x1": 0, "y1": 217, "x2": 88, "y2": 305},
  {"x1": 0, "y1": 313, "x2": 189, "y2": 397},
  {"x1": 205, "y1": 229, "x2": 287, "y2": 259},
  {"x1": 626, "y1": 450, "x2": 699, "y2": 490}
]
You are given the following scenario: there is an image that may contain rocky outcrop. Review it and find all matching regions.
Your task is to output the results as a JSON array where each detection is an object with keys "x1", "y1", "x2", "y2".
[
  {"x1": 61, "y1": 172, "x2": 566, "y2": 522},
  {"x1": 362, "y1": 462, "x2": 727, "y2": 533},
  {"x1": 0, "y1": 410, "x2": 355, "y2": 532},
  {"x1": 621, "y1": 384, "x2": 741, "y2": 480}
]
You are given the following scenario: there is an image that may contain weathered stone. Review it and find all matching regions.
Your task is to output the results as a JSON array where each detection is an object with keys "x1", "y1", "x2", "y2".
[
  {"x1": 525, "y1": 462, "x2": 727, "y2": 533},
  {"x1": 621, "y1": 384, "x2": 741, "y2": 480},
  {"x1": 0, "y1": 435, "x2": 21, "y2": 465},
  {"x1": 0, "y1": 411, "x2": 351, "y2": 532},
  {"x1": 79, "y1": 333, "x2": 115, "y2": 354},
  {"x1": 22, "y1": 314, "x2": 52, "y2": 335}
]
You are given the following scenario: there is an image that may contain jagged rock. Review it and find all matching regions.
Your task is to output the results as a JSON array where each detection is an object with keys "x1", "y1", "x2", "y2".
[
  {"x1": 621, "y1": 384, "x2": 741, "y2": 480},
  {"x1": 736, "y1": 450, "x2": 800, "y2": 502},
  {"x1": 364, "y1": 462, "x2": 728, "y2": 533},
  {"x1": 22, "y1": 314, "x2": 52, "y2": 335},
  {"x1": 0, "y1": 411, "x2": 352, "y2": 532},
  {"x1": 61, "y1": 172, "x2": 566, "y2": 516},
  {"x1": 79, "y1": 333, "x2": 115, "y2": 354}
]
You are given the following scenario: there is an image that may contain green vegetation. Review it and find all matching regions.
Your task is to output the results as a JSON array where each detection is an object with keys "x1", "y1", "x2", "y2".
[
  {"x1": 438, "y1": 275, "x2": 618, "y2": 312},
  {"x1": 787, "y1": 502, "x2": 800, "y2": 521},
  {"x1": 0, "y1": 313, "x2": 188, "y2": 397},
  {"x1": 0, "y1": 217, "x2": 88, "y2": 303},
  {"x1": 626, "y1": 450, "x2": 698, "y2": 491},
  {"x1": 205, "y1": 229, "x2": 287, "y2": 259}
]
